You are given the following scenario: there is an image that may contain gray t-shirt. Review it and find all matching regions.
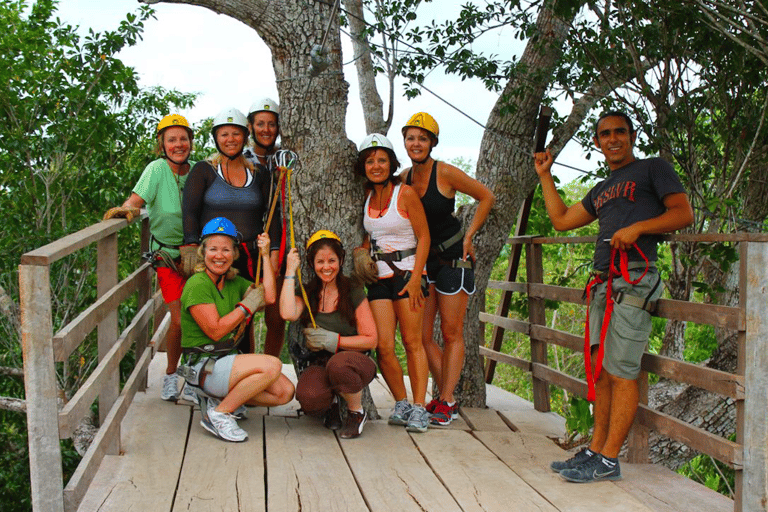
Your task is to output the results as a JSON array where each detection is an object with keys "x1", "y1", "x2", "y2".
[{"x1": 581, "y1": 157, "x2": 686, "y2": 271}]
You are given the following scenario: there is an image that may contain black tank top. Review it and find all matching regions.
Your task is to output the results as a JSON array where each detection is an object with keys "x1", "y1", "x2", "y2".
[{"x1": 406, "y1": 161, "x2": 462, "y2": 258}]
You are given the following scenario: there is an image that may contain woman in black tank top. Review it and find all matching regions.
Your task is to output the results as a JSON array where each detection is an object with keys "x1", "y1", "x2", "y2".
[{"x1": 401, "y1": 112, "x2": 495, "y2": 426}]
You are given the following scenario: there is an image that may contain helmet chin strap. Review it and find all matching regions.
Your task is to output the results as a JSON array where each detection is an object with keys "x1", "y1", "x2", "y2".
[
  {"x1": 412, "y1": 149, "x2": 433, "y2": 166},
  {"x1": 164, "y1": 150, "x2": 189, "y2": 166}
]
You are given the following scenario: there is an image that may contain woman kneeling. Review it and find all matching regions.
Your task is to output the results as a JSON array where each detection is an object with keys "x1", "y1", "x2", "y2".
[{"x1": 181, "y1": 217, "x2": 294, "y2": 442}]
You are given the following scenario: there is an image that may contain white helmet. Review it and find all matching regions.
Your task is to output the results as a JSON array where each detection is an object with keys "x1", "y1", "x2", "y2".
[
  {"x1": 358, "y1": 133, "x2": 394, "y2": 153},
  {"x1": 212, "y1": 107, "x2": 248, "y2": 135},
  {"x1": 248, "y1": 98, "x2": 279, "y2": 120}
]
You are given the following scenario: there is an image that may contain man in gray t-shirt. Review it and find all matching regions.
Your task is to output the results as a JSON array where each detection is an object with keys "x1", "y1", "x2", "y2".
[{"x1": 533, "y1": 111, "x2": 693, "y2": 484}]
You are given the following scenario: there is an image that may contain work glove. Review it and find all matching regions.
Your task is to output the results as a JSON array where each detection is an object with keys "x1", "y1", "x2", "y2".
[
  {"x1": 238, "y1": 284, "x2": 266, "y2": 316},
  {"x1": 103, "y1": 206, "x2": 141, "y2": 222},
  {"x1": 179, "y1": 245, "x2": 199, "y2": 278},
  {"x1": 303, "y1": 327, "x2": 339, "y2": 353},
  {"x1": 352, "y1": 247, "x2": 378, "y2": 284}
]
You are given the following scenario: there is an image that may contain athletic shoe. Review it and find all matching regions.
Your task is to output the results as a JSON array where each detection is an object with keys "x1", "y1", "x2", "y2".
[
  {"x1": 405, "y1": 404, "x2": 430, "y2": 433},
  {"x1": 426, "y1": 398, "x2": 459, "y2": 419},
  {"x1": 324, "y1": 398, "x2": 343, "y2": 430},
  {"x1": 339, "y1": 410, "x2": 367, "y2": 439},
  {"x1": 161, "y1": 374, "x2": 180, "y2": 401},
  {"x1": 180, "y1": 382, "x2": 199, "y2": 405},
  {"x1": 388, "y1": 399, "x2": 413, "y2": 426},
  {"x1": 201, "y1": 402, "x2": 248, "y2": 442},
  {"x1": 550, "y1": 448, "x2": 595, "y2": 473},
  {"x1": 559, "y1": 454, "x2": 621, "y2": 483},
  {"x1": 429, "y1": 400, "x2": 454, "y2": 426},
  {"x1": 232, "y1": 405, "x2": 247, "y2": 421}
]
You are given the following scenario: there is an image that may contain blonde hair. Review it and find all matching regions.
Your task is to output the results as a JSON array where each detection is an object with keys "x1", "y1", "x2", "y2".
[
  {"x1": 194, "y1": 237, "x2": 240, "y2": 280},
  {"x1": 207, "y1": 153, "x2": 254, "y2": 172}
]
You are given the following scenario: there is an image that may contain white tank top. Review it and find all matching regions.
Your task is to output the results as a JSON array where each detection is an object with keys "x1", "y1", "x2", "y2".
[{"x1": 363, "y1": 184, "x2": 417, "y2": 277}]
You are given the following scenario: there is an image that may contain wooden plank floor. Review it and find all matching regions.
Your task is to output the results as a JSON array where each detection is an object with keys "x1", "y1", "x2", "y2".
[{"x1": 77, "y1": 354, "x2": 733, "y2": 512}]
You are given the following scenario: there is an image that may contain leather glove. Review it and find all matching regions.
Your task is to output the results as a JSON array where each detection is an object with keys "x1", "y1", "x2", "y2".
[
  {"x1": 238, "y1": 284, "x2": 265, "y2": 316},
  {"x1": 303, "y1": 327, "x2": 339, "y2": 353},
  {"x1": 352, "y1": 247, "x2": 378, "y2": 284},
  {"x1": 103, "y1": 206, "x2": 140, "y2": 222},
  {"x1": 179, "y1": 245, "x2": 199, "y2": 278}
]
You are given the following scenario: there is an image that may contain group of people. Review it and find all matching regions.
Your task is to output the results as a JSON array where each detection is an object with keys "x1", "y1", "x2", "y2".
[
  {"x1": 104, "y1": 104, "x2": 495, "y2": 442},
  {"x1": 105, "y1": 104, "x2": 693, "y2": 487}
]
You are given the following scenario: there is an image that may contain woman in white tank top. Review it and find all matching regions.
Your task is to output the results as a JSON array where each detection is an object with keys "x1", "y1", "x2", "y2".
[{"x1": 353, "y1": 134, "x2": 433, "y2": 433}]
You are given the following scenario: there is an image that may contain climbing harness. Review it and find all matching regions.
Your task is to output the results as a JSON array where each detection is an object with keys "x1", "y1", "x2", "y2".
[
  {"x1": 431, "y1": 230, "x2": 474, "y2": 269},
  {"x1": 582, "y1": 244, "x2": 661, "y2": 402},
  {"x1": 142, "y1": 235, "x2": 181, "y2": 274}
]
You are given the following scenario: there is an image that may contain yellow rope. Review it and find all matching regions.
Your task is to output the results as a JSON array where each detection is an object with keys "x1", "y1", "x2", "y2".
[
  {"x1": 255, "y1": 167, "x2": 287, "y2": 283},
  {"x1": 286, "y1": 167, "x2": 317, "y2": 328}
]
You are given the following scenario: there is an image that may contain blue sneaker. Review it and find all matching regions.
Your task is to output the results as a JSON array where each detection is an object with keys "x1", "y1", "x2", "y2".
[
  {"x1": 560, "y1": 454, "x2": 621, "y2": 483},
  {"x1": 550, "y1": 448, "x2": 595, "y2": 473},
  {"x1": 388, "y1": 399, "x2": 413, "y2": 426},
  {"x1": 405, "y1": 404, "x2": 430, "y2": 433}
]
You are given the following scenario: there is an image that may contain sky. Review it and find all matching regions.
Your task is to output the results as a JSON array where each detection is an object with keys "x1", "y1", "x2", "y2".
[{"x1": 55, "y1": 0, "x2": 593, "y2": 183}]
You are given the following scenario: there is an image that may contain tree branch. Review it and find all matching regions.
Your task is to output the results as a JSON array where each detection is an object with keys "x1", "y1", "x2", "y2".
[
  {"x1": 0, "y1": 396, "x2": 26, "y2": 413},
  {"x1": 0, "y1": 366, "x2": 23, "y2": 377}
]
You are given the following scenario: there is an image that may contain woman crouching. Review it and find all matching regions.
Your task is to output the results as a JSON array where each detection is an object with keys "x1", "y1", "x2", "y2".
[
  {"x1": 180, "y1": 217, "x2": 294, "y2": 442},
  {"x1": 279, "y1": 231, "x2": 377, "y2": 439}
]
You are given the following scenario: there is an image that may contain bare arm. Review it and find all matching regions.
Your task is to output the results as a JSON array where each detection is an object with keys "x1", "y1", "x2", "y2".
[
  {"x1": 122, "y1": 192, "x2": 145, "y2": 209},
  {"x1": 189, "y1": 302, "x2": 247, "y2": 342},
  {"x1": 258, "y1": 233, "x2": 276, "y2": 305},
  {"x1": 337, "y1": 299, "x2": 377, "y2": 352},
  {"x1": 441, "y1": 162, "x2": 495, "y2": 261},
  {"x1": 533, "y1": 149, "x2": 595, "y2": 231},
  {"x1": 279, "y1": 248, "x2": 305, "y2": 321},
  {"x1": 399, "y1": 185, "x2": 430, "y2": 311},
  {"x1": 610, "y1": 192, "x2": 693, "y2": 250}
]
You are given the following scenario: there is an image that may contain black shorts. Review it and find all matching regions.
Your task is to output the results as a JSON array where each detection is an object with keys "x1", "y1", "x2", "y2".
[
  {"x1": 366, "y1": 272, "x2": 429, "y2": 302},
  {"x1": 426, "y1": 257, "x2": 476, "y2": 296}
]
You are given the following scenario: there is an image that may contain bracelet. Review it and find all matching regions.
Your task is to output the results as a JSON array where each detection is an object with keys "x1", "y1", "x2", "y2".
[
  {"x1": 284, "y1": 275, "x2": 296, "y2": 280},
  {"x1": 236, "y1": 304, "x2": 249, "y2": 317}
]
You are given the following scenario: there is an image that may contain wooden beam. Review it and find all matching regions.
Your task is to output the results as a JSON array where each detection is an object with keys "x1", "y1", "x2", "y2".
[
  {"x1": 526, "y1": 243, "x2": 550, "y2": 412},
  {"x1": 20, "y1": 264, "x2": 64, "y2": 512},
  {"x1": 478, "y1": 312, "x2": 530, "y2": 335},
  {"x1": 640, "y1": 353, "x2": 744, "y2": 400},
  {"x1": 530, "y1": 363, "x2": 587, "y2": 397},
  {"x1": 97, "y1": 233, "x2": 119, "y2": 448},
  {"x1": 62, "y1": 346, "x2": 152, "y2": 512},
  {"x1": 486, "y1": 280, "x2": 526, "y2": 293},
  {"x1": 52, "y1": 263, "x2": 151, "y2": 361},
  {"x1": 58, "y1": 300, "x2": 154, "y2": 439},
  {"x1": 529, "y1": 325, "x2": 582, "y2": 352},
  {"x1": 478, "y1": 346, "x2": 531, "y2": 372}
]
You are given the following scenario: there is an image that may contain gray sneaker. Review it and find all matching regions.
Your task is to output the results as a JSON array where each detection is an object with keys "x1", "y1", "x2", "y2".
[
  {"x1": 180, "y1": 382, "x2": 200, "y2": 405},
  {"x1": 161, "y1": 373, "x2": 180, "y2": 401},
  {"x1": 405, "y1": 404, "x2": 429, "y2": 433},
  {"x1": 201, "y1": 400, "x2": 248, "y2": 442},
  {"x1": 550, "y1": 448, "x2": 595, "y2": 473},
  {"x1": 232, "y1": 405, "x2": 247, "y2": 421},
  {"x1": 388, "y1": 399, "x2": 413, "y2": 426},
  {"x1": 560, "y1": 454, "x2": 621, "y2": 483}
]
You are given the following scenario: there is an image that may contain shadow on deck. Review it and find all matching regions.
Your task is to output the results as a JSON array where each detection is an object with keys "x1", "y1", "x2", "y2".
[{"x1": 77, "y1": 354, "x2": 732, "y2": 512}]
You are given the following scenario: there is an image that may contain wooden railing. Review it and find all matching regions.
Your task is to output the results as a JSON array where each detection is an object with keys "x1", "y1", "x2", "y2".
[
  {"x1": 20, "y1": 213, "x2": 168, "y2": 512},
  {"x1": 480, "y1": 233, "x2": 768, "y2": 512}
]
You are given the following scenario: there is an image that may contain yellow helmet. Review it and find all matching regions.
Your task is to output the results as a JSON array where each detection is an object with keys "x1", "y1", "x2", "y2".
[
  {"x1": 157, "y1": 114, "x2": 194, "y2": 139},
  {"x1": 401, "y1": 112, "x2": 439, "y2": 145},
  {"x1": 306, "y1": 230, "x2": 342, "y2": 249}
]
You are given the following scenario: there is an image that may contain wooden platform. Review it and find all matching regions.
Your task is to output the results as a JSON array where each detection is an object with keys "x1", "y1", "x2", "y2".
[{"x1": 77, "y1": 354, "x2": 733, "y2": 511}]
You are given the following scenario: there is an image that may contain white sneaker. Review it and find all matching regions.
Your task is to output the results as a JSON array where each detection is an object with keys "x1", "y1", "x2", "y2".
[
  {"x1": 161, "y1": 374, "x2": 180, "y2": 401},
  {"x1": 232, "y1": 405, "x2": 247, "y2": 420},
  {"x1": 180, "y1": 383, "x2": 199, "y2": 405},
  {"x1": 201, "y1": 402, "x2": 248, "y2": 442}
]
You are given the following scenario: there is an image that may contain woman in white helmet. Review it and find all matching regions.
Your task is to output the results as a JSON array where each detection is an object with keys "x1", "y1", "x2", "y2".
[
  {"x1": 401, "y1": 112, "x2": 495, "y2": 427},
  {"x1": 181, "y1": 109, "x2": 274, "y2": 343},
  {"x1": 243, "y1": 97, "x2": 287, "y2": 358},
  {"x1": 103, "y1": 114, "x2": 197, "y2": 403},
  {"x1": 354, "y1": 133, "x2": 433, "y2": 433}
]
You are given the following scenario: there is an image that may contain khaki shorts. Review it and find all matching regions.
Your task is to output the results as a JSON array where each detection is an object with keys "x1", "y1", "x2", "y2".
[{"x1": 588, "y1": 267, "x2": 661, "y2": 380}]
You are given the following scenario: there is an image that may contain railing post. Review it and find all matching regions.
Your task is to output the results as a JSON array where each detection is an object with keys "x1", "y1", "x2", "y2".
[
  {"x1": 742, "y1": 241, "x2": 768, "y2": 512},
  {"x1": 626, "y1": 370, "x2": 650, "y2": 463},
  {"x1": 20, "y1": 263, "x2": 64, "y2": 512},
  {"x1": 137, "y1": 217, "x2": 151, "y2": 391},
  {"x1": 526, "y1": 240, "x2": 550, "y2": 412},
  {"x1": 97, "y1": 232, "x2": 120, "y2": 454}
]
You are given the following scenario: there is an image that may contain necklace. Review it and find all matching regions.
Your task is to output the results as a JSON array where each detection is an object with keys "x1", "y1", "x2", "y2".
[
  {"x1": 375, "y1": 184, "x2": 394, "y2": 219},
  {"x1": 319, "y1": 283, "x2": 338, "y2": 312}
]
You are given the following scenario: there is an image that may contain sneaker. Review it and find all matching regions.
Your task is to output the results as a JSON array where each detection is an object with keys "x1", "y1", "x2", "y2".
[
  {"x1": 559, "y1": 454, "x2": 621, "y2": 483},
  {"x1": 429, "y1": 400, "x2": 454, "y2": 426},
  {"x1": 388, "y1": 399, "x2": 413, "y2": 426},
  {"x1": 324, "y1": 398, "x2": 343, "y2": 430},
  {"x1": 232, "y1": 405, "x2": 247, "y2": 421},
  {"x1": 550, "y1": 448, "x2": 595, "y2": 473},
  {"x1": 180, "y1": 383, "x2": 199, "y2": 405},
  {"x1": 161, "y1": 374, "x2": 180, "y2": 401},
  {"x1": 201, "y1": 403, "x2": 248, "y2": 442},
  {"x1": 426, "y1": 398, "x2": 459, "y2": 419},
  {"x1": 405, "y1": 404, "x2": 430, "y2": 433},
  {"x1": 339, "y1": 410, "x2": 367, "y2": 439}
]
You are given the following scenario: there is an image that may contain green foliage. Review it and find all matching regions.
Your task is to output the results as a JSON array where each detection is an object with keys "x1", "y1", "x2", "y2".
[
  {"x1": 678, "y1": 451, "x2": 735, "y2": 497},
  {"x1": 564, "y1": 396, "x2": 594, "y2": 442}
]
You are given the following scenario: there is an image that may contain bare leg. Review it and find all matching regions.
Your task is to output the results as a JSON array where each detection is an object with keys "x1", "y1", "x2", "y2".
[
  {"x1": 339, "y1": 390, "x2": 363, "y2": 411},
  {"x1": 394, "y1": 299, "x2": 428, "y2": 405},
  {"x1": 421, "y1": 284, "x2": 443, "y2": 391},
  {"x1": 165, "y1": 300, "x2": 182, "y2": 375},
  {"x1": 217, "y1": 354, "x2": 283, "y2": 412},
  {"x1": 263, "y1": 277, "x2": 286, "y2": 357},
  {"x1": 600, "y1": 373, "x2": 639, "y2": 458},
  {"x1": 436, "y1": 291, "x2": 468, "y2": 403},
  {"x1": 589, "y1": 347, "x2": 610, "y2": 454},
  {"x1": 370, "y1": 299, "x2": 407, "y2": 401},
  {"x1": 247, "y1": 374, "x2": 295, "y2": 407}
]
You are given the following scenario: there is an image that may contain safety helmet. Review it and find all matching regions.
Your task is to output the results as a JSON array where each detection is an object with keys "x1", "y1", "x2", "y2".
[
  {"x1": 306, "y1": 230, "x2": 342, "y2": 250},
  {"x1": 401, "y1": 112, "x2": 439, "y2": 145},
  {"x1": 358, "y1": 133, "x2": 394, "y2": 153},
  {"x1": 248, "y1": 97, "x2": 280, "y2": 121},
  {"x1": 200, "y1": 217, "x2": 240, "y2": 242},
  {"x1": 212, "y1": 107, "x2": 248, "y2": 136},
  {"x1": 157, "y1": 114, "x2": 194, "y2": 138}
]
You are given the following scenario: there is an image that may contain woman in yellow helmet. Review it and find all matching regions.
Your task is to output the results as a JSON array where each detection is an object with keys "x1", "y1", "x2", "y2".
[
  {"x1": 401, "y1": 112, "x2": 495, "y2": 426},
  {"x1": 103, "y1": 114, "x2": 196, "y2": 403},
  {"x1": 279, "y1": 231, "x2": 378, "y2": 439}
]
